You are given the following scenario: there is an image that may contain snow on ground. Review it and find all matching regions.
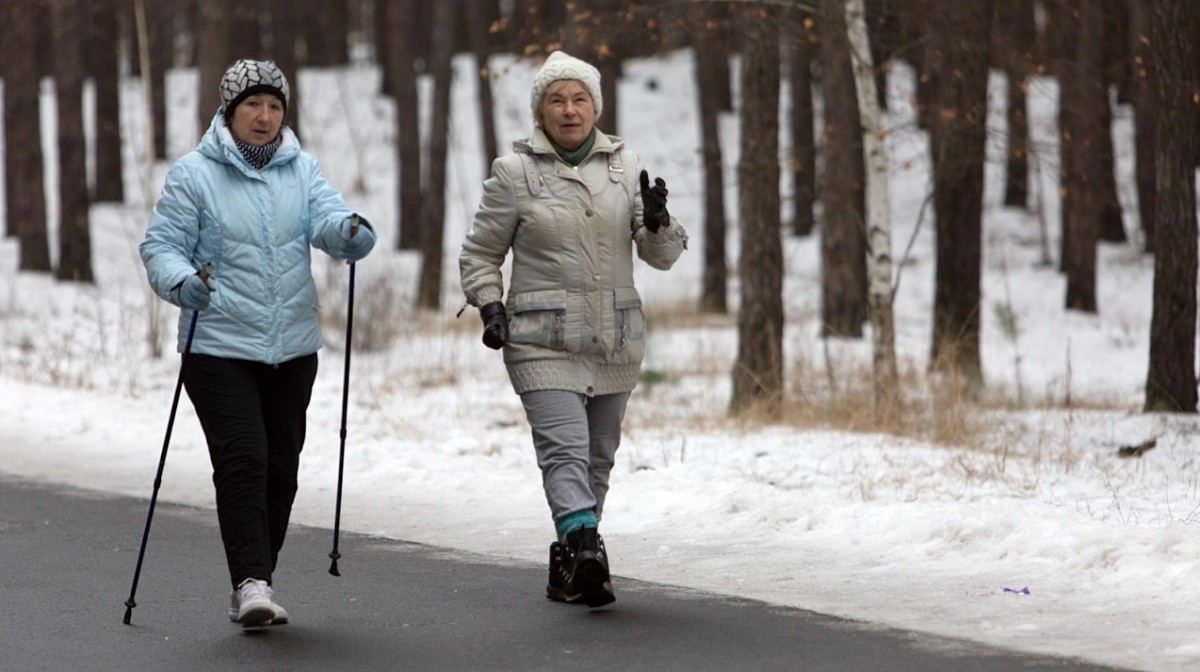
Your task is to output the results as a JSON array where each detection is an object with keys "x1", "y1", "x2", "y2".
[{"x1": 2, "y1": 52, "x2": 1199, "y2": 672}]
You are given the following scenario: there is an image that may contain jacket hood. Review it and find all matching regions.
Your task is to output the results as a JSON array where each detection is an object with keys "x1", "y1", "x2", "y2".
[
  {"x1": 514, "y1": 127, "x2": 624, "y2": 158},
  {"x1": 197, "y1": 110, "x2": 301, "y2": 174}
]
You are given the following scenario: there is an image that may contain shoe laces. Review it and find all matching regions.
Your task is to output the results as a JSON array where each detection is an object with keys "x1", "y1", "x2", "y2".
[{"x1": 238, "y1": 578, "x2": 271, "y2": 602}]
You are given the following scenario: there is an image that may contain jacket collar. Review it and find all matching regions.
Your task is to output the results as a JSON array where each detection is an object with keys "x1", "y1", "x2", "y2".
[
  {"x1": 197, "y1": 110, "x2": 300, "y2": 176},
  {"x1": 515, "y1": 127, "x2": 624, "y2": 160}
]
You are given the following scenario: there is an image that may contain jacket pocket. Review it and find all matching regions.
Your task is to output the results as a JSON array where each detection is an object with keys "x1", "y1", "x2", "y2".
[
  {"x1": 507, "y1": 289, "x2": 568, "y2": 350},
  {"x1": 613, "y1": 286, "x2": 645, "y2": 355}
]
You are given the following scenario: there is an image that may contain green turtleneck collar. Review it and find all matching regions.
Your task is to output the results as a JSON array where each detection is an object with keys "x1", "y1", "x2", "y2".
[{"x1": 548, "y1": 128, "x2": 597, "y2": 166}]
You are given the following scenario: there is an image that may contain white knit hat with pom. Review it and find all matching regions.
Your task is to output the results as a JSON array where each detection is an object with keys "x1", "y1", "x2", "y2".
[{"x1": 530, "y1": 51, "x2": 603, "y2": 124}]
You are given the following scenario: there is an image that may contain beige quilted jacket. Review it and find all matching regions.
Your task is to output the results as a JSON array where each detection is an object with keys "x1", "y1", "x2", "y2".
[{"x1": 459, "y1": 128, "x2": 688, "y2": 396}]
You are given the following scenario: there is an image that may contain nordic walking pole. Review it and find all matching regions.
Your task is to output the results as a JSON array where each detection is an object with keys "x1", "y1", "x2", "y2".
[
  {"x1": 124, "y1": 262, "x2": 212, "y2": 625},
  {"x1": 329, "y1": 232, "x2": 358, "y2": 576}
]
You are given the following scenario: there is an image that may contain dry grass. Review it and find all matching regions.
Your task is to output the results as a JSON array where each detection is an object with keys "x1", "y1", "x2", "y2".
[{"x1": 641, "y1": 327, "x2": 1130, "y2": 453}]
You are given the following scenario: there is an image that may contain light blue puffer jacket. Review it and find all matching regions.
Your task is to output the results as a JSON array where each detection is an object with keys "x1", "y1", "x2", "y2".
[{"x1": 140, "y1": 112, "x2": 373, "y2": 364}]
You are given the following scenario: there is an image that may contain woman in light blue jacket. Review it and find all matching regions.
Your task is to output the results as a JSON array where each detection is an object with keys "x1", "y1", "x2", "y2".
[{"x1": 140, "y1": 59, "x2": 376, "y2": 628}]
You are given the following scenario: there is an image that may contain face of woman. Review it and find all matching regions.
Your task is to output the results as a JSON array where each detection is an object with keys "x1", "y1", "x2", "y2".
[
  {"x1": 538, "y1": 80, "x2": 596, "y2": 151},
  {"x1": 229, "y1": 93, "x2": 285, "y2": 147}
]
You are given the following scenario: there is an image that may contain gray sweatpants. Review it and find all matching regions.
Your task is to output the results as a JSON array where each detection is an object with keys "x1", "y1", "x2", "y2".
[{"x1": 519, "y1": 390, "x2": 630, "y2": 522}]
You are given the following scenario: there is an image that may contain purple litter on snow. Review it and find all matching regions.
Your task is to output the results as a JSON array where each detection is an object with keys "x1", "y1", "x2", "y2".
[{"x1": 1003, "y1": 587, "x2": 1030, "y2": 595}]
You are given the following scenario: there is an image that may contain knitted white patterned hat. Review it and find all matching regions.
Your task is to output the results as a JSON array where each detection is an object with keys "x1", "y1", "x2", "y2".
[
  {"x1": 219, "y1": 59, "x2": 290, "y2": 120},
  {"x1": 530, "y1": 51, "x2": 603, "y2": 124}
]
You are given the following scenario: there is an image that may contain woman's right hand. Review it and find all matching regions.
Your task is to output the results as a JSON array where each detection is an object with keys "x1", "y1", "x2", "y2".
[
  {"x1": 479, "y1": 302, "x2": 508, "y2": 350},
  {"x1": 171, "y1": 273, "x2": 213, "y2": 311}
]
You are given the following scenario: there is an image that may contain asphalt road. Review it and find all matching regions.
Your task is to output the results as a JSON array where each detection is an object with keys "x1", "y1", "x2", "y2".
[{"x1": 0, "y1": 475, "x2": 1132, "y2": 672}]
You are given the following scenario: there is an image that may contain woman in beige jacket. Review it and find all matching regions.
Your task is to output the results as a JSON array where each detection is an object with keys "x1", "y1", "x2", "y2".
[{"x1": 459, "y1": 51, "x2": 687, "y2": 607}]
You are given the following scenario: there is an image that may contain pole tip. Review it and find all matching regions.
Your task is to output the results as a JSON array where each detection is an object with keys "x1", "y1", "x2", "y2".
[
  {"x1": 123, "y1": 606, "x2": 133, "y2": 625},
  {"x1": 328, "y1": 551, "x2": 341, "y2": 577}
]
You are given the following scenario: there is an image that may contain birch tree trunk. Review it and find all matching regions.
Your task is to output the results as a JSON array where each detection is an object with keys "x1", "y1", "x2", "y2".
[{"x1": 844, "y1": 0, "x2": 897, "y2": 411}]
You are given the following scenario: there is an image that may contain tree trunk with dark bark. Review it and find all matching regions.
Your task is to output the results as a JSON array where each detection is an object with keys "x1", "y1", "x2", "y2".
[
  {"x1": 306, "y1": 0, "x2": 348, "y2": 66},
  {"x1": 1144, "y1": 1, "x2": 1199, "y2": 413},
  {"x1": 417, "y1": 0, "x2": 454, "y2": 310},
  {"x1": 228, "y1": 0, "x2": 262, "y2": 59},
  {"x1": 818, "y1": 0, "x2": 867, "y2": 338},
  {"x1": 2, "y1": 1, "x2": 52, "y2": 268},
  {"x1": 928, "y1": 0, "x2": 991, "y2": 384},
  {"x1": 691, "y1": 7, "x2": 729, "y2": 314},
  {"x1": 1129, "y1": 0, "x2": 1157, "y2": 251},
  {"x1": 730, "y1": 6, "x2": 784, "y2": 415},
  {"x1": 790, "y1": 16, "x2": 817, "y2": 236},
  {"x1": 90, "y1": 0, "x2": 124, "y2": 203},
  {"x1": 1060, "y1": 0, "x2": 1104, "y2": 313},
  {"x1": 51, "y1": 0, "x2": 95, "y2": 282},
  {"x1": 466, "y1": 0, "x2": 501, "y2": 166},
  {"x1": 993, "y1": 0, "x2": 1035, "y2": 210},
  {"x1": 196, "y1": 0, "x2": 230, "y2": 138},
  {"x1": 267, "y1": 0, "x2": 301, "y2": 136},
  {"x1": 1096, "y1": 95, "x2": 1126, "y2": 242},
  {"x1": 386, "y1": 0, "x2": 423, "y2": 250},
  {"x1": 148, "y1": 0, "x2": 173, "y2": 160}
]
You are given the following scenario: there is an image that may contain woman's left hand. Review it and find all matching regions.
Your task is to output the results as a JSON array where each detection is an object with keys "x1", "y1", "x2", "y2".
[{"x1": 340, "y1": 215, "x2": 376, "y2": 262}]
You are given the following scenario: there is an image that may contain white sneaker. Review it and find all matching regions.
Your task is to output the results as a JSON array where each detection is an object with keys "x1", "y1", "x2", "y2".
[
  {"x1": 264, "y1": 584, "x2": 289, "y2": 625},
  {"x1": 228, "y1": 578, "x2": 276, "y2": 627}
]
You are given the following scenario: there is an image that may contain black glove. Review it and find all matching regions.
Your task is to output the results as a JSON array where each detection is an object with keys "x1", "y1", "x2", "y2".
[
  {"x1": 479, "y1": 301, "x2": 508, "y2": 350},
  {"x1": 639, "y1": 170, "x2": 670, "y2": 234}
]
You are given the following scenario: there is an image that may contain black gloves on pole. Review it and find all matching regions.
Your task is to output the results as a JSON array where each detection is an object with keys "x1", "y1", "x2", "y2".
[
  {"x1": 639, "y1": 169, "x2": 670, "y2": 233},
  {"x1": 479, "y1": 301, "x2": 508, "y2": 350}
]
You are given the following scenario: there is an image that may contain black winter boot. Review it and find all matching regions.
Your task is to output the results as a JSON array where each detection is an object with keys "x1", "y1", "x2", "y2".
[
  {"x1": 564, "y1": 527, "x2": 616, "y2": 608},
  {"x1": 546, "y1": 541, "x2": 583, "y2": 603}
]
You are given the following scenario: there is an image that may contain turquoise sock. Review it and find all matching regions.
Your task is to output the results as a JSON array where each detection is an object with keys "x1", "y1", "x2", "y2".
[{"x1": 554, "y1": 509, "x2": 598, "y2": 541}]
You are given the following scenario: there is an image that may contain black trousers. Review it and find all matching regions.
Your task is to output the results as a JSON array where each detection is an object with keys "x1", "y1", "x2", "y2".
[{"x1": 182, "y1": 352, "x2": 318, "y2": 588}]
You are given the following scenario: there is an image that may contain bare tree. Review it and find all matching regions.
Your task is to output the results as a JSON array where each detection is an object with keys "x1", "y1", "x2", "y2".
[
  {"x1": 1059, "y1": 0, "x2": 1105, "y2": 313},
  {"x1": 385, "y1": 0, "x2": 423, "y2": 250},
  {"x1": 268, "y1": 0, "x2": 302, "y2": 136},
  {"x1": 818, "y1": 0, "x2": 867, "y2": 338},
  {"x1": 305, "y1": 0, "x2": 348, "y2": 66},
  {"x1": 1129, "y1": 0, "x2": 1157, "y2": 251},
  {"x1": 417, "y1": 0, "x2": 454, "y2": 310},
  {"x1": 993, "y1": 0, "x2": 1036, "y2": 210},
  {"x1": 789, "y1": 9, "x2": 817, "y2": 237},
  {"x1": 689, "y1": 4, "x2": 730, "y2": 314},
  {"x1": 928, "y1": 0, "x2": 992, "y2": 384},
  {"x1": 90, "y1": 0, "x2": 124, "y2": 203},
  {"x1": 228, "y1": 1, "x2": 263, "y2": 61},
  {"x1": 147, "y1": 0, "x2": 174, "y2": 159},
  {"x1": 466, "y1": 0, "x2": 502, "y2": 166},
  {"x1": 2, "y1": 0, "x2": 51, "y2": 268},
  {"x1": 1143, "y1": 0, "x2": 1198, "y2": 413},
  {"x1": 195, "y1": 0, "x2": 230, "y2": 137},
  {"x1": 51, "y1": 0, "x2": 95, "y2": 282},
  {"x1": 730, "y1": 5, "x2": 784, "y2": 415}
]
